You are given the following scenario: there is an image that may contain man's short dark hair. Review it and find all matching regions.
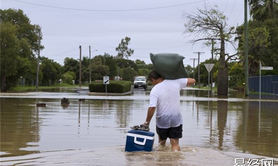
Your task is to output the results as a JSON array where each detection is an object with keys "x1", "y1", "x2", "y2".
[{"x1": 148, "y1": 70, "x2": 163, "y2": 80}]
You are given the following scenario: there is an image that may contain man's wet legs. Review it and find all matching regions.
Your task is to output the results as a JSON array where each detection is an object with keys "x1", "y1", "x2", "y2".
[
  {"x1": 159, "y1": 137, "x2": 166, "y2": 146},
  {"x1": 170, "y1": 138, "x2": 180, "y2": 151}
]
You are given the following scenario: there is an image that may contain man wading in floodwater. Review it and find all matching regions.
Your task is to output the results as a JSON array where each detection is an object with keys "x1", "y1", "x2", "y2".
[{"x1": 142, "y1": 71, "x2": 196, "y2": 151}]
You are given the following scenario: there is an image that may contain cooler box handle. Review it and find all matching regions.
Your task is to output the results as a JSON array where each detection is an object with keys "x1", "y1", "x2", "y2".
[
  {"x1": 127, "y1": 133, "x2": 154, "y2": 146},
  {"x1": 134, "y1": 136, "x2": 146, "y2": 146}
]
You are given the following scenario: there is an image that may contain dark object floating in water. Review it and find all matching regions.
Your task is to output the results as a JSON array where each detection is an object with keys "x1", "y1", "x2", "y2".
[
  {"x1": 61, "y1": 98, "x2": 70, "y2": 104},
  {"x1": 36, "y1": 103, "x2": 46, "y2": 107},
  {"x1": 61, "y1": 98, "x2": 70, "y2": 108}
]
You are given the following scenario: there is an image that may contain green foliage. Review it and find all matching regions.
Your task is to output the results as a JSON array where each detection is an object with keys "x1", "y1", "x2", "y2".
[
  {"x1": 249, "y1": 0, "x2": 278, "y2": 21},
  {"x1": 237, "y1": 1, "x2": 278, "y2": 76},
  {"x1": 89, "y1": 81, "x2": 132, "y2": 93},
  {"x1": 194, "y1": 59, "x2": 218, "y2": 86},
  {"x1": 62, "y1": 71, "x2": 76, "y2": 84},
  {"x1": 121, "y1": 67, "x2": 137, "y2": 81},
  {"x1": 137, "y1": 69, "x2": 150, "y2": 76},
  {"x1": 115, "y1": 36, "x2": 134, "y2": 59},
  {"x1": 63, "y1": 57, "x2": 79, "y2": 82},
  {"x1": 0, "y1": 9, "x2": 43, "y2": 91},
  {"x1": 91, "y1": 65, "x2": 109, "y2": 80},
  {"x1": 40, "y1": 57, "x2": 62, "y2": 86},
  {"x1": 64, "y1": 53, "x2": 151, "y2": 84},
  {"x1": 103, "y1": 53, "x2": 118, "y2": 77},
  {"x1": 115, "y1": 58, "x2": 138, "y2": 70},
  {"x1": 135, "y1": 59, "x2": 145, "y2": 65},
  {"x1": 0, "y1": 22, "x2": 19, "y2": 90},
  {"x1": 63, "y1": 57, "x2": 79, "y2": 73},
  {"x1": 229, "y1": 62, "x2": 245, "y2": 90},
  {"x1": 184, "y1": 65, "x2": 194, "y2": 78}
]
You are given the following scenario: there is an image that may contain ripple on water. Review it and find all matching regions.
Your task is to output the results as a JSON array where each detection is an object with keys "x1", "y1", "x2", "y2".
[{"x1": 2, "y1": 146, "x2": 277, "y2": 166}]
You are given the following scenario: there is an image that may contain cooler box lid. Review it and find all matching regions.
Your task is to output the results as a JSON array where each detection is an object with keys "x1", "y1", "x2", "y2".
[{"x1": 128, "y1": 130, "x2": 155, "y2": 137}]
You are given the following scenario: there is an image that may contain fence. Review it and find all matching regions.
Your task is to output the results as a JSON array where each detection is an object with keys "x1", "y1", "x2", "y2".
[{"x1": 249, "y1": 75, "x2": 278, "y2": 95}]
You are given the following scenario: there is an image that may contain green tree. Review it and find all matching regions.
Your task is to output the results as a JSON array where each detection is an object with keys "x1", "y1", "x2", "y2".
[
  {"x1": 236, "y1": 0, "x2": 278, "y2": 75},
  {"x1": 229, "y1": 62, "x2": 245, "y2": 90},
  {"x1": 62, "y1": 71, "x2": 76, "y2": 84},
  {"x1": 0, "y1": 22, "x2": 20, "y2": 91},
  {"x1": 40, "y1": 57, "x2": 62, "y2": 86},
  {"x1": 0, "y1": 9, "x2": 43, "y2": 91},
  {"x1": 184, "y1": 65, "x2": 194, "y2": 78},
  {"x1": 115, "y1": 58, "x2": 138, "y2": 70},
  {"x1": 91, "y1": 65, "x2": 109, "y2": 80},
  {"x1": 103, "y1": 53, "x2": 118, "y2": 77},
  {"x1": 135, "y1": 59, "x2": 145, "y2": 65},
  {"x1": 194, "y1": 59, "x2": 218, "y2": 86},
  {"x1": 137, "y1": 69, "x2": 150, "y2": 76},
  {"x1": 185, "y1": 8, "x2": 238, "y2": 96},
  {"x1": 120, "y1": 67, "x2": 137, "y2": 81},
  {"x1": 249, "y1": 0, "x2": 278, "y2": 20},
  {"x1": 81, "y1": 57, "x2": 89, "y2": 83},
  {"x1": 63, "y1": 57, "x2": 79, "y2": 82},
  {"x1": 115, "y1": 36, "x2": 134, "y2": 59}
]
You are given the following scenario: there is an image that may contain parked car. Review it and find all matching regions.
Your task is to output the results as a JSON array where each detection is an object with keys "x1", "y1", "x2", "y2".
[{"x1": 133, "y1": 76, "x2": 147, "y2": 89}]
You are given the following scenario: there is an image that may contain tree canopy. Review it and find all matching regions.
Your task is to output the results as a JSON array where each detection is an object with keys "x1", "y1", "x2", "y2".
[
  {"x1": 115, "y1": 36, "x2": 134, "y2": 59},
  {"x1": 0, "y1": 9, "x2": 43, "y2": 91},
  {"x1": 185, "y1": 8, "x2": 237, "y2": 96}
]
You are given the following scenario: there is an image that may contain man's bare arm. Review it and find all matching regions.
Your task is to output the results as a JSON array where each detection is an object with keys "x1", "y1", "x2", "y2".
[
  {"x1": 144, "y1": 107, "x2": 156, "y2": 125},
  {"x1": 187, "y1": 78, "x2": 196, "y2": 86}
]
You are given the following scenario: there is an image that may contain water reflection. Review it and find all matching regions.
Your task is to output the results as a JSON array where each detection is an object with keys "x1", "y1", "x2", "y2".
[
  {"x1": 0, "y1": 98, "x2": 277, "y2": 160},
  {"x1": 235, "y1": 101, "x2": 278, "y2": 157},
  {"x1": 115, "y1": 101, "x2": 132, "y2": 128},
  {"x1": 0, "y1": 99, "x2": 40, "y2": 157},
  {"x1": 192, "y1": 101, "x2": 278, "y2": 157},
  {"x1": 217, "y1": 101, "x2": 228, "y2": 150}
]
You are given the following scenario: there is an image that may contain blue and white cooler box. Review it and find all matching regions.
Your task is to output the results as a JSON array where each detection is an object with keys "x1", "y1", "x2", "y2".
[{"x1": 125, "y1": 130, "x2": 155, "y2": 152}]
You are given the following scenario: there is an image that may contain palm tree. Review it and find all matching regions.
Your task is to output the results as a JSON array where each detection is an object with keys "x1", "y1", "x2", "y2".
[{"x1": 249, "y1": 0, "x2": 278, "y2": 20}]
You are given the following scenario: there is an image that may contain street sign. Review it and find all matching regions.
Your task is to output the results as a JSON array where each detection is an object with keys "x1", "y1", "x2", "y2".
[
  {"x1": 204, "y1": 63, "x2": 214, "y2": 94},
  {"x1": 204, "y1": 63, "x2": 214, "y2": 72},
  {"x1": 103, "y1": 76, "x2": 109, "y2": 85},
  {"x1": 261, "y1": 66, "x2": 273, "y2": 70}
]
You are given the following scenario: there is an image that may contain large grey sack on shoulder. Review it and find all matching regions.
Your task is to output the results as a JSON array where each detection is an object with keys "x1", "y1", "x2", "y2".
[{"x1": 150, "y1": 53, "x2": 188, "y2": 79}]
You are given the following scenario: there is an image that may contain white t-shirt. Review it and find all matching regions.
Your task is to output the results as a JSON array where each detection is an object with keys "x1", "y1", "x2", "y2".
[{"x1": 149, "y1": 78, "x2": 188, "y2": 128}]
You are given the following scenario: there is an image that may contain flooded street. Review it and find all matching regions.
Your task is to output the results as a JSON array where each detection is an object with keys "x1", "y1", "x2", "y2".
[{"x1": 1, "y1": 89, "x2": 278, "y2": 165}]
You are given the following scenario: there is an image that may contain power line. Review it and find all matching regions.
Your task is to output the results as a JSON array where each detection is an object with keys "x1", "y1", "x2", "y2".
[{"x1": 11, "y1": 0, "x2": 204, "y2": 12}]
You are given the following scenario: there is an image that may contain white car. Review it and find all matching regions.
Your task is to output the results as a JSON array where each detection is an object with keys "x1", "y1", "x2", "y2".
[{"x1": 133, "y1": 76, "x2": 147, "y2": 89}]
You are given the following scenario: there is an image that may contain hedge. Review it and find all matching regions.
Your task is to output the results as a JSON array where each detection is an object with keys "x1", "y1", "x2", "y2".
[{"x1": 89, "y1": 81, "x2": 132, "y2": 93}]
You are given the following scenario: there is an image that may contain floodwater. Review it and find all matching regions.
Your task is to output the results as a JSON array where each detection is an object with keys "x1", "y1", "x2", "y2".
[{"x1": 0, "y1": 89, "x2": 278, "y2": 165}]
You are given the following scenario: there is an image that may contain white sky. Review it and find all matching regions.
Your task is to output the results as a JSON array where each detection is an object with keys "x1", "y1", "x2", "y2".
[{"x1": 1, "y1": 0, "x2": 245, "y2": 66}]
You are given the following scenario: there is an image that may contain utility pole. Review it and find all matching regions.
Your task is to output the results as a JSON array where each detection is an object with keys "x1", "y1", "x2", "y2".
[
  {"x1": 244, "y1": 0, "x2": 249, "y2": 96},
  {"x1": 89, "y1": 45, "x2": 92, "y2": 84},
  {"x1": 194, "y1": 52, "x2": 205, "y2": 88},
  {"x1": 79, "y1": 45, "x2": 82, "y2": 88},
  {"x1": 190, "y1": 58, "x2": 198, "y2": 78},
  {"x1": 36, "y1": 31, "x2": 42, "y2": 91}
]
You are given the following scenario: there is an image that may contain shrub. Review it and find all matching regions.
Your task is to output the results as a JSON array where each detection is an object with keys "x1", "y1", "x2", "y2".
[{"x1": 89, "y1": 80, "x2": 131, "y2": 93}]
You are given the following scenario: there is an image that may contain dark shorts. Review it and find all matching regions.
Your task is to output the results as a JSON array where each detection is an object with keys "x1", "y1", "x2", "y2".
[{"x1": 156, "y1": 124, "x2": 183, "y2": 140}]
